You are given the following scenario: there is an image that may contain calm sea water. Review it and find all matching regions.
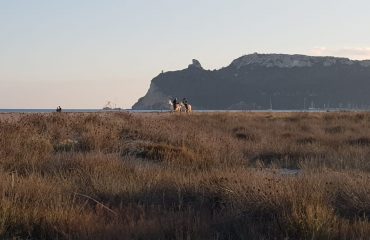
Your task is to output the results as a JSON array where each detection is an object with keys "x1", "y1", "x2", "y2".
[
  {"x1": 0, "y1": 109, "x2": 368, "y2": 113},
  {"x1": 0, "y1": 109, "x2": 101, "y2": 113}
]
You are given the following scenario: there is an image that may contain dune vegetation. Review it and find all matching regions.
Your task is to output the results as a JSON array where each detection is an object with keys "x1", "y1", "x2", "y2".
[{"x1": 0, "y1": 112, "x2": 369, "y2": 239}]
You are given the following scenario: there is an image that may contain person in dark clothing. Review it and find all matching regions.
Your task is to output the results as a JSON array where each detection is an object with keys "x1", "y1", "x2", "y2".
[
  {"x1": 182, "y1": 98, "x2": 189, "y2": 111},
  {"x1": 56, "y1": 106, "x2": 62, "y2": 113},
  {"x1": 172, "y1": 98, "x2": 178, "y2": 110}
]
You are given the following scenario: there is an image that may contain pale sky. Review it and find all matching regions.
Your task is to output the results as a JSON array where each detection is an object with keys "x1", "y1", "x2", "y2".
[{"x1": 1, "y1": 0, "x2": 370, "y2": 109}]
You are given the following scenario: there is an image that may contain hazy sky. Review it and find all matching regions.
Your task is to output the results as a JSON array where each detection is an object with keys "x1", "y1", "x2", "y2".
[{"x1": 1, "y1": 0, "x2": 370, "y2": 109}]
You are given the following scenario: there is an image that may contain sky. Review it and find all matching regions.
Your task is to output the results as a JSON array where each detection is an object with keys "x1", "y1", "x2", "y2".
[{"x1": 1, "y1": 0, "x2": 370, "y2": 109}]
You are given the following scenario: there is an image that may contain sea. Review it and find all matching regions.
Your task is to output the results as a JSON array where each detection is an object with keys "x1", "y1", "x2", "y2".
[
  {"x1": 0, "y1": 109, "x2": 102, "y2": 113},
  {"x1": 0, "y1": 109, "x2": 368, "y2": 113}
]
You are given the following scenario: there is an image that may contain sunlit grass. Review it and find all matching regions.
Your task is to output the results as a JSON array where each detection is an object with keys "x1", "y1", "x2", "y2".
[{"x1": 0, "y1": 112, "x2": 369, "y2": 239}]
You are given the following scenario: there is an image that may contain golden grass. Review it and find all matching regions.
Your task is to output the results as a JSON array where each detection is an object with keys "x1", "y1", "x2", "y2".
[{"x1": 0, "y1": 112, "x2": 369, "y2": 239}]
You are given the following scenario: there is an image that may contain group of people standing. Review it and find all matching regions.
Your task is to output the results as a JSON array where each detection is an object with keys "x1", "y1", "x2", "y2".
[{"x1": 172, "y1": 97, "x2": 190, "y2": 111}]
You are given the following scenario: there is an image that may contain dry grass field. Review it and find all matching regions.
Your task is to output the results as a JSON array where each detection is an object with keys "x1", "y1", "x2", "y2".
[{"x1": 0, "y1": 112, "x2": 370, "y2": 239}]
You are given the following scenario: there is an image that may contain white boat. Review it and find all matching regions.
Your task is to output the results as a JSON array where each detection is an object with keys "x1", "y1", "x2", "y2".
[{"x1": 102, "y1": 101, "x2": 122, "y2": 111}]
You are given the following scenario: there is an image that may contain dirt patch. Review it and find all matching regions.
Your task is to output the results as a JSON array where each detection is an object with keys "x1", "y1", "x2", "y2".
[
  {"x1": 325, "y1": 126, "x2": 345, "y2": 134},
  {"x1": 232, "y1": 127, "x2": 257, "y2": 141},
  {"x1": 248, "y1": 151, "x2": 326, "y2": 168},
  {"x1": 122, "y1": 141, "x2": 196, "y2": 163},
  {"x1": 345, "y1": 137, "x2": 370, "y2": 147},
  {"x1": 296, "y1": 137, "x2": 317, "y2": 145}
]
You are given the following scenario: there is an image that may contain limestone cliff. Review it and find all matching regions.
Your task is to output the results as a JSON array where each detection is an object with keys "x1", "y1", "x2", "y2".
[{"x1": 132, "y1": 54, "x2": 370, "y2": 110}]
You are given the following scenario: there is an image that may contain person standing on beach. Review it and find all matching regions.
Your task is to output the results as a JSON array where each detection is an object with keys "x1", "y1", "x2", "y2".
[
  {"x1": 172, "y1": 98, "x2": 178, "y2": 111},
  {"x1": 182, "y1": 98, "x2": 189, "y2": 111}
]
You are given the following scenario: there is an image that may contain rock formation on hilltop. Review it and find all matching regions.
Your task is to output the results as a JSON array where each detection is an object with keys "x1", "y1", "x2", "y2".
[{"x1": 132, "y1": 53, "x2": 370, "y2": 110}]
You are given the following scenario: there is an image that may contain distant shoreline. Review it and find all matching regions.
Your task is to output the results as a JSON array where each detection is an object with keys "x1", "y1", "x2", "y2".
[{"x1": 1, "y1": 109, "x2": 370, "y2": 114}]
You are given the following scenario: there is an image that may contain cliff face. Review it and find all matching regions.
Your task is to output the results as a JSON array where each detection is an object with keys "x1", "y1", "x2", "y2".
[
  {"x1": 131, "y1": 83, "x2": 169, "y2": 110},
  {"x1": 132, "y1": 53, "x2": 370, "y2": 110}
]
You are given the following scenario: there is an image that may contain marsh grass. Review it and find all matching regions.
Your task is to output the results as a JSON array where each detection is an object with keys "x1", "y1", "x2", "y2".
[{"x1": 0, "y1": 112, "x2": 370, "y2": 239}]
